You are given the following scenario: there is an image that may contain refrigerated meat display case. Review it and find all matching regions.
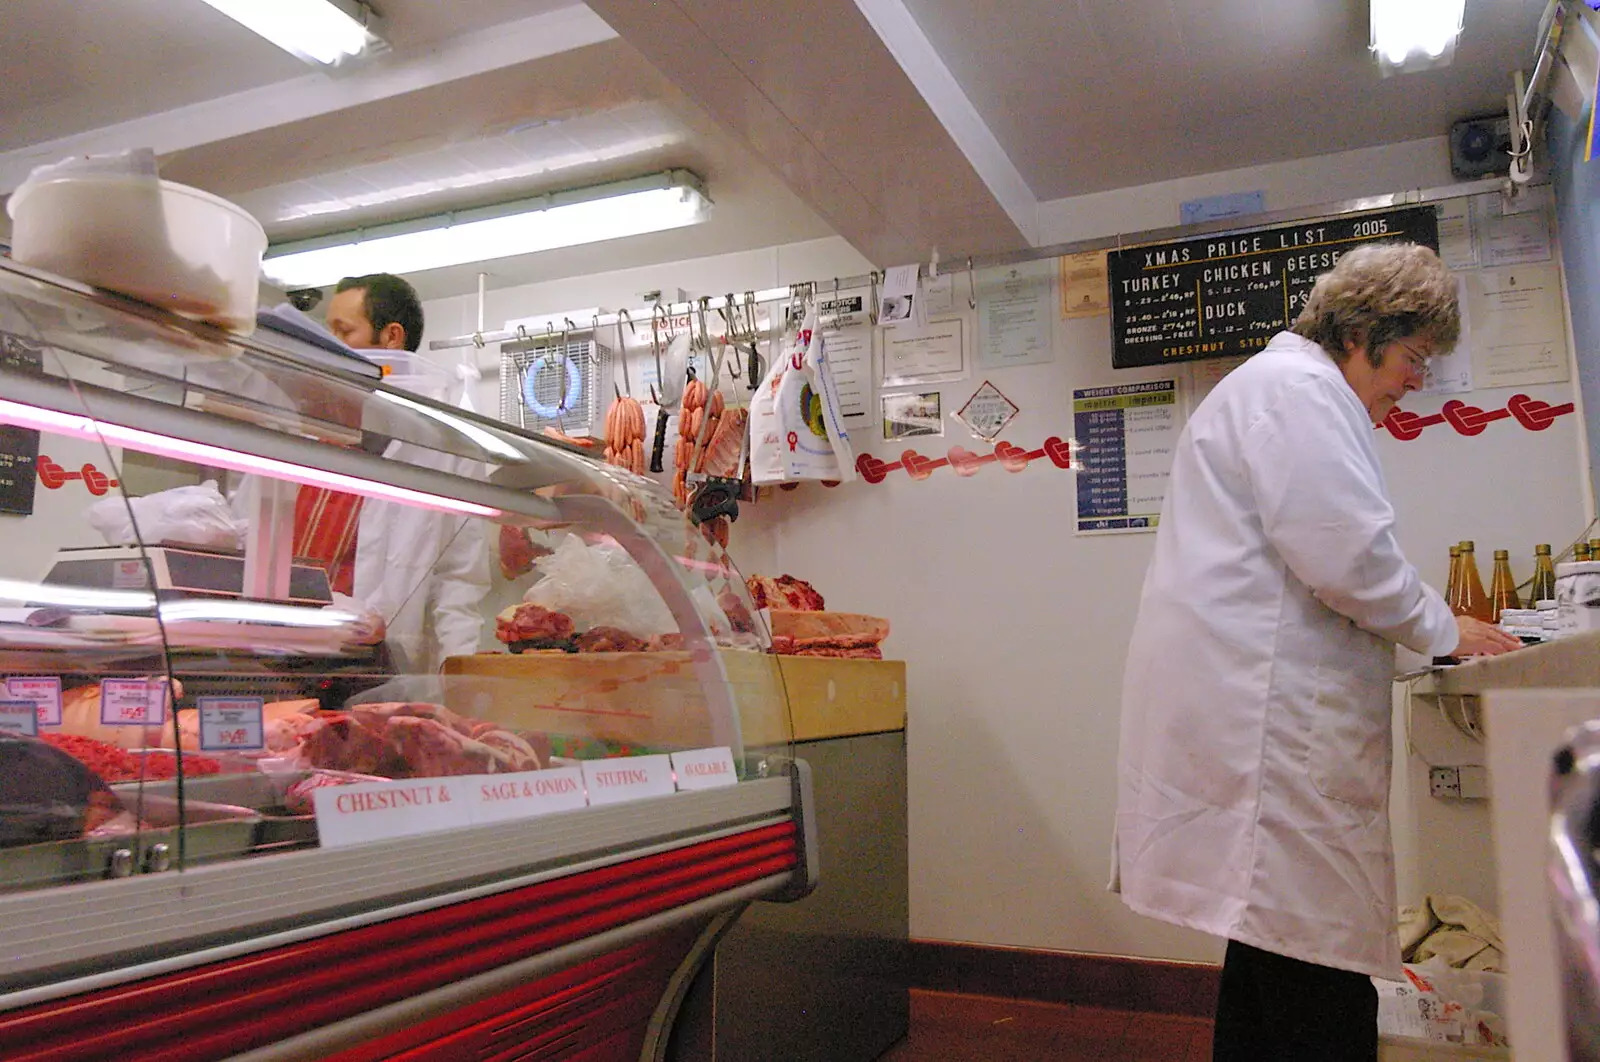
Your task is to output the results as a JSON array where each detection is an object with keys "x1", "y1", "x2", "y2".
[{"x1": 0, "y1": 256, "x2": 814, "y2": 1062}]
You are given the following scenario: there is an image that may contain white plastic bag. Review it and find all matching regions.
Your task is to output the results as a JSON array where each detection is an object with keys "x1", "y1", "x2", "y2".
[
  {"x1": 87, "y1": 481, "x2": 247, "y2": 550},
  {"x1": 749, "y1": 302, "x2": 856, "y2": 484},
  {"x1": 522, "y1": 535, "x2": 676, "y2": 636}
]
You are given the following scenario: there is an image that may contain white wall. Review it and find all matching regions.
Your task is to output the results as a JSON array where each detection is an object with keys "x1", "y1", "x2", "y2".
[
  {"x1": 749, "y1": 138, "x2": 1587, "y2": 965},
  {"x1": 1036, "y1": 136, "x2": 1456, "y2": 246},
  {"x1": 426, "y1": 138, "x2": 1591, "y2": 967}
]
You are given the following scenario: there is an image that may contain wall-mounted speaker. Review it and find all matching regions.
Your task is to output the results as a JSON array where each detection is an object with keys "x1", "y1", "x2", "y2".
[{"x1": 1449, "y1": 114, "x2": 1513, "y2": 180}]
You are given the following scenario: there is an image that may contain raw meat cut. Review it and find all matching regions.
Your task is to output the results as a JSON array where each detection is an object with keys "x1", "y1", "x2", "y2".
[
  {"x1": 745, "y1": 574, "x2": 825, "y2": 612},
  {"x1": 297, "y1": 712, "x2": 391, "y2": 776},
  {"x1": 717, "y1": 589, "x2": 757, "y2": 634},
  {"x1": 573, "y1": 626, "x2": 649, "y2": 653},
  {"x1": 498, "y1": 524, "x2": 550, "y2": 580},
  {"x1": 474, "y1": 728, "x2": 544, "y2": 771},
  {"x1": 283, "y1": 772, "x2": 376, "y2": 815},
  {"x1": 702, "y1": 407, "x2": 748, "y2": 477},
  {"x1": 295, "y1": 704, "x2": 548, "y2": 778},
  {"x1": 495, "y1": 603, "x2": 576, "y2": 646},
  {"x1": 384, "y1": 716, "x2": 497, "y2": 777}
]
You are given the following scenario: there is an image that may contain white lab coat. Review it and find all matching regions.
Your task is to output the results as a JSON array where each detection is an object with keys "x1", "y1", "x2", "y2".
[
  {"x1": 351, "y1": 369, "x2": 490, "y2": 675},
  {"x1": 1114, "y1": 330, "x2": 1458, "y2": 980},
  {"x1": 352, "y1": 442, "x2": 489, "y2": 674}
]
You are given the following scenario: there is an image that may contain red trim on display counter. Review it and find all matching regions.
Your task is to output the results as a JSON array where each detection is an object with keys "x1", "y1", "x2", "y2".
[
  {"x1": 322, "y1": 932, "x2": 694, "y2": 1062},
  {"x1": 0, "y1": 821, "x2": 798, "y2": 1062}
]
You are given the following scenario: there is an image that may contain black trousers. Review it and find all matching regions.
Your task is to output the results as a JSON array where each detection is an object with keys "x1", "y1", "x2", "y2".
[{"x1": 1212, "y1": 939, "x2": 1378, "y2": 1062}]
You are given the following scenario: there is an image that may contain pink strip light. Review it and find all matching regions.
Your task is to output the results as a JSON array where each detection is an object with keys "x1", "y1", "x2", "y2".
[{"x1": 0, "y1": 398, "x2": 502, "y2": 518}]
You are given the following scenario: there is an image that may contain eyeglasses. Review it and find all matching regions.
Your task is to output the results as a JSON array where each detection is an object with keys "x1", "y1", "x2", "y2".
[{"x1": 1391, "y1": 339, "x2": 1433, "y2": 378}]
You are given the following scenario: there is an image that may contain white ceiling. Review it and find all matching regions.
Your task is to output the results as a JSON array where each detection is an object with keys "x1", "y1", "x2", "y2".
[
  {"x1": 896, "y1": 0, "x2": 1550, "y2": 200},
  {"x1": 0, "y1": 0, "x2": 1560, "y2": 299}
]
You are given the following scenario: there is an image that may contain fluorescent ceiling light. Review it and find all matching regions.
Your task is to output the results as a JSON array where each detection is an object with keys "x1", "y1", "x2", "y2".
[
  {"x1": 199, "y1": 0, "x2": 386, "y2": 67},
  {"x1": 1371, "y1": 0, "x2": 1464, "y2": 75},
  {"x1": 262, "y1": 171, "x2": 711, "y2": 289},
  {"x1": 0, "y1": 398, "x2": 501, "y2": 519}
]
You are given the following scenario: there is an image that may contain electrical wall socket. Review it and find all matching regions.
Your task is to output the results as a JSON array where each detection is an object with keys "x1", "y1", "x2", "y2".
[{"x1": 1429, "y1": 765, "x2": 1489, "y2": 801}]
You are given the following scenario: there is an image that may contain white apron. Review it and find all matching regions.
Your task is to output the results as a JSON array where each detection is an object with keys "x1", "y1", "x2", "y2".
[{"x1": 1114, "y1": 331, "x2": 1457, "y2": 979}]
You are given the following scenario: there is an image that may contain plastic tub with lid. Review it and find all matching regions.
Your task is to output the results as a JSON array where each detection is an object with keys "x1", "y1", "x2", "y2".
[{"x1": 7, "y1": 172, "x2": 267, "y2": 334}]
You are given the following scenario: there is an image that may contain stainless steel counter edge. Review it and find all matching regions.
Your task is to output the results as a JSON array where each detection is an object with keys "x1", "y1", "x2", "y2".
[{"x1": 0, "y1": 776, "x2": 794, "y2": 998}]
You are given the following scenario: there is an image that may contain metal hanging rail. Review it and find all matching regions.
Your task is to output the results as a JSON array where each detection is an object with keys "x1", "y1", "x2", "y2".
[{"x1": 427, "y1": 174, "x2": 1519, "y2": 353}]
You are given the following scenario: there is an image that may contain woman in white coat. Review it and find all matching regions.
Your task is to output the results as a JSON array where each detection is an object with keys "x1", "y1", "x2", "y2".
[{"x1": 1114, "y1": 242, "x2": 1519, "y2": 1061}]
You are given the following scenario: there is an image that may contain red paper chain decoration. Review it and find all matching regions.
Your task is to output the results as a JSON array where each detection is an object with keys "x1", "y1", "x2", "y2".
[
  {"x1": 851, "y1": 436, "x2": 1073, "y2": 486},
  {"x1": 35, "y1": 455, "x2": 119, "y2": 495},
  {"x1": 1378, "y1": 393, "x2": 1574, "y2": 441}
]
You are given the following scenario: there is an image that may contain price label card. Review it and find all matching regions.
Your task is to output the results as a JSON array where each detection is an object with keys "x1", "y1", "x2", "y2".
[
  {"x1": 581, "y1": 755, "x2": 676, "y2": 806},
  {"x1": 0, "y1": 699, "x2": 39, "y2": 737},
  {"x1": 313, "y1": 778, "x2": 473, "y2": 849},
  {"x1": 99, "y1": 678, "x2": 168, "y2": 727},
  {"x1": 671, "y1": 747, "x2": 739, "y2": 791},
  {"x1": 469, "y1": 767, "x2": 589, "y2": 824},
  {"x1": 197, "y1": 696, "x2": 265, "y2": 752},
  {"x1": 5, "y1": 676, "x2": 61, "y2": 726}
]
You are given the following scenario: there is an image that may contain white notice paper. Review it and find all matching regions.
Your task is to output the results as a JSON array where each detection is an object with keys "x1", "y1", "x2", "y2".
[
  {"x1": 469, "y1": 768, "x2": 589, "y2": 823},
  {"x1": 920, "y1": 274, "x2": 956, "y2": 317},
  {"x1": 879, "y1": 264, "x2": 919, "y2": 328},
  {"x1": 197, "y1": 696, "x2": 265, "y2": 752},
  {"x1": 0, "y1": 700, "x2": 38, "y2": 737},
  {"x1": 582, "y1": 755, "x2": 676, "y2": 806},
  {"x1": 671, "y1": 747, "x2": 739, "y2": 791},
  {"x1": 1476, "y1": 192, "x2": 1553, "y2": 266},
  {"x1": 1434, "y1": 199, "x2": 1478, "y2": 270},
  {"x1": 99, "y1": 678, "x2": 168, "y2": 727},
  {"x1": 881, "y1": 319, "x2": 965, "y2": 385},
  {"x1": 313, "y1": 777, "x2": 473, "y2": 848},
  {"x1": 953, "y1": 381, "x2": 1019, "y2": 441},
  {"x1": 1464, "y1": 263, "x2": 1570, "y2": 388},
  {"x1": 6, "y1": 676, "x2": 61, "y2": 726},
  {"x1": 1416, "y1": 276, "x2": 1475, "y2": 396},
  {"x1": 819, "y1": 292, "x2": 873, "y2": 422},
  {"x1": 977, "y1": 261, "x2": 1055, "y2": 368}
]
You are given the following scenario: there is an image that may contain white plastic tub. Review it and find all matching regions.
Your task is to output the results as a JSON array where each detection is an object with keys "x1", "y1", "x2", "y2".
[{"x1": 7, "y1": 174, "x2": 266, "y2": 334}]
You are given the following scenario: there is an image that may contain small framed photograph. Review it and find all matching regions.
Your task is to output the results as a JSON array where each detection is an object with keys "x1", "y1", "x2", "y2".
[{"x1": 882, "y1": 391, "x2": 943, "y2": 440}]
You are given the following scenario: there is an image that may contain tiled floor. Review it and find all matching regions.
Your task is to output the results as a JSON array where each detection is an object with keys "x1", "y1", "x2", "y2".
[{"x1": 878, "y1": 989, "x2": 1213, "y2": 1061}]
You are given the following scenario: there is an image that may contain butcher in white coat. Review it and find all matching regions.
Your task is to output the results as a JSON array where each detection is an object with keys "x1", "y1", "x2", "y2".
[
  {"x1": 1114, "y1": 243, "x2": 1518, "y2": 1062},
  {"x1": 328, "y1": 274, "x2": 490, "y2": 674}
]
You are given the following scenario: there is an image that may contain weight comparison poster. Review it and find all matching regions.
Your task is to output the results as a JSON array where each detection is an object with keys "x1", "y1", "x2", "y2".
[{"x1": 1073, "y1": 380, "x2": 1180, "y2": 534}]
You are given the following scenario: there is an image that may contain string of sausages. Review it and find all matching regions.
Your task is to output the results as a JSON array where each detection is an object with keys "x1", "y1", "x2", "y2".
[
  {"x1": 602, "y1": 395, "x2": 647, "y2": 475},
  {"x1": 673, "y1": 378, "x2": 725, "y2": 505}
]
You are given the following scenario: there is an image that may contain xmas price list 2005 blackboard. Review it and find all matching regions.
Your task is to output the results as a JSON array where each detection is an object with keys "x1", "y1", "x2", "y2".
[{"x1": 1108, "y1": 205, "x2": 1439, "y2": 369}]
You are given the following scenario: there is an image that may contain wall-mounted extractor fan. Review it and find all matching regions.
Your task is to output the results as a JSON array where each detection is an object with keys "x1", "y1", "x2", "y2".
[{"x1": 499, "y1": 332, "x2": 612, "y2": 437}]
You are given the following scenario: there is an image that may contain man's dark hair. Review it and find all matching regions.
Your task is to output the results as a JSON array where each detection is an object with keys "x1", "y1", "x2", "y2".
[{"x1": 335, "y1": 273, "x2": 424, "y2": 352}]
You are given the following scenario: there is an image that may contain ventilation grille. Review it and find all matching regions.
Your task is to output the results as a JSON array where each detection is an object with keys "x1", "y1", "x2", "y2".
[{"x1": 499, "y1": 336, "x2": 612, "y2": 437}]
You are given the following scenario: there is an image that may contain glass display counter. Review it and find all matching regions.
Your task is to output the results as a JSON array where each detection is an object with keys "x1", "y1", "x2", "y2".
[{"x1": 0, "y1": 257, "x2": 812, "y2": 1062}]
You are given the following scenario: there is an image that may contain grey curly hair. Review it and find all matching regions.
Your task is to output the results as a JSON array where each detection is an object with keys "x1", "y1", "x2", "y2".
[{"x1": 1291, "y1": 241, "x2": 1459, "y2": 367}]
